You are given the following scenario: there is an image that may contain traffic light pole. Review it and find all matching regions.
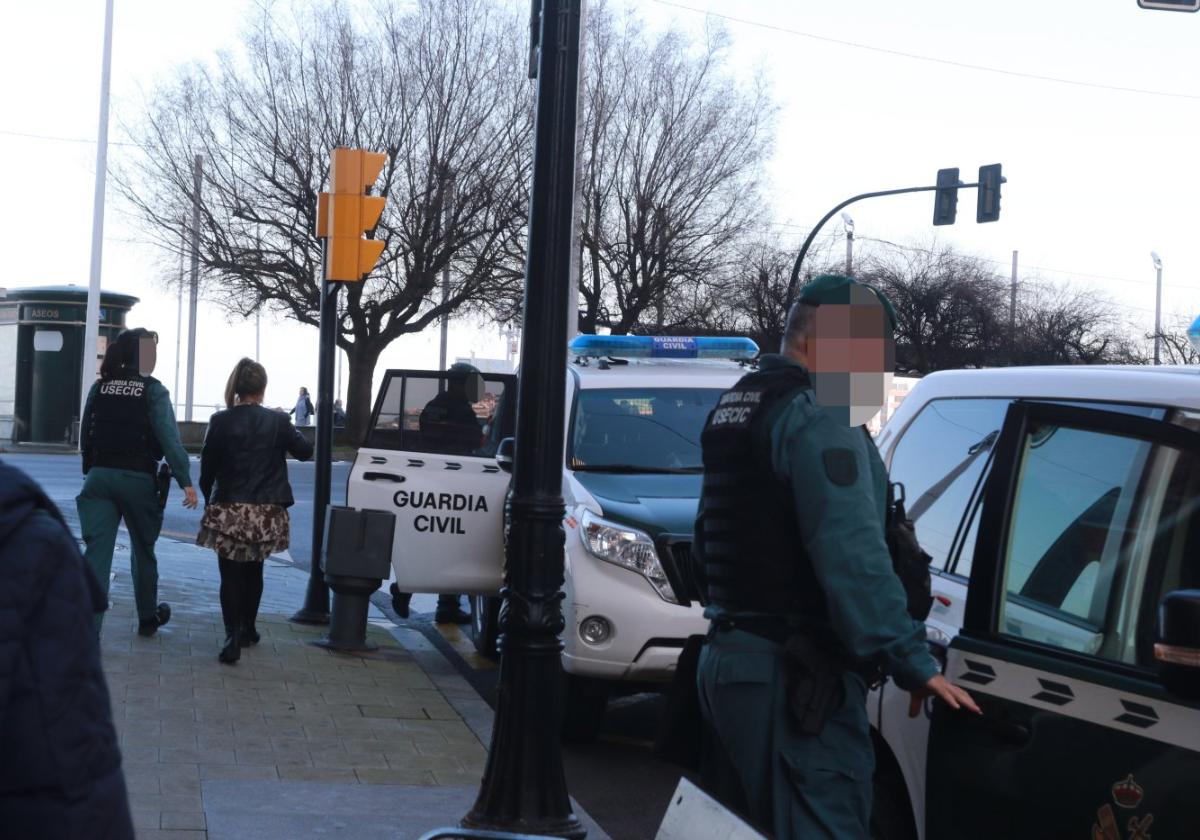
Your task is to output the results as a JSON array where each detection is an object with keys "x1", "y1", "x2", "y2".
[
  {"x1": 786, "y1": 183, "x2": 959, "y2": 311},
  {"x1": 462, "y1": 0, "x2": 584, "y2": 836},
  {"x1": 291, "y1": 273, "x2": 338, "y2": 625}
]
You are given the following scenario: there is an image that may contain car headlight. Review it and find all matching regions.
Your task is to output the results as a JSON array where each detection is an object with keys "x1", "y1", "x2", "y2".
[{"x1": 579, "y1": 510, "x2": 677, "y2": 604}]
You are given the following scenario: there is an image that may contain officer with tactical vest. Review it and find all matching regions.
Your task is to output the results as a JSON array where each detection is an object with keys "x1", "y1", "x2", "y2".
[
  {"x1": 77, "y1": 327, "x2": 198, "y2": 635},
  {"x1": 694, "y1": 275, "x2": 979, "y2": 838}
]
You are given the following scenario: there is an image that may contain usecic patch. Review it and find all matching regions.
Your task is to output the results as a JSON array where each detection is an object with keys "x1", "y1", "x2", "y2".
[{"x1": 822, "y1": 448, "x2": 858, "y2": 486}]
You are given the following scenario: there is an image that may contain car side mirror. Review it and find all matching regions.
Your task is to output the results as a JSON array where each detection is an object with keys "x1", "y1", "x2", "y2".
[
  {"x1": 1155, "y1": 589, "x2": 1200, "y2": 701},
  {"x1": 496, "y1": 437, "x2": 515, "y2": 474}
]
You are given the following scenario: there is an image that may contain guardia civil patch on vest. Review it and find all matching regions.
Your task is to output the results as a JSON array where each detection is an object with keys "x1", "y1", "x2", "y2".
[
  {"x1": 706, "y1": 387, "x2": 765, "y2": 430},
  {"x1": 822, "y1": 448, "x2": 858, "y2": 486}
]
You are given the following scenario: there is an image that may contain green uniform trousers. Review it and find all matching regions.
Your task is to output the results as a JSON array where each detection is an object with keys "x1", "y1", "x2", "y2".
[
  {"x1": 76, "y1": 467, "x2": 164, "y2": 626},
  {"x1": 697, "y1": 627, "x2": 873, "y2": 839}
]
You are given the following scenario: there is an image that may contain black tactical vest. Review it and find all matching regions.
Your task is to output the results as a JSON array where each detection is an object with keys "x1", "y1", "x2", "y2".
[
  {"x1": 88, "y1": 371, "x2": 162, "y2": 473},
  {"x1": 698, "y1": 365, "x2": 827, "y2": 619}
]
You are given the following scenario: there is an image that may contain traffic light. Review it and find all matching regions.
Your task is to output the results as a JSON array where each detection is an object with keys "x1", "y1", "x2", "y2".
[
  {"x1": 976, "y1": 163, "x2": 1003, "y2": 224},
  {"x1": 317, "y1": 147, "x2": 388, "y2": 282},
  {"x1": 1137, "y1": 1, "x2": 1200, "y2": 11},
  {"x1": 932, "y1": 167, "x2": 959, "y2": 226}
]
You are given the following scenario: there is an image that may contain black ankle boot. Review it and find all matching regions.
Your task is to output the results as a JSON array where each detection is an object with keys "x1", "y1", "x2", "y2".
[
  {"x1": 241, "y1": 624, "x2": 260, "y2": 646},
  {"x1": 219, "y1": 630, "x2": 242, "y2": 664}
]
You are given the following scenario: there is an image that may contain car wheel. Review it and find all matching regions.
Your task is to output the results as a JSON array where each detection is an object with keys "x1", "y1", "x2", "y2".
[
  {"x1": 870, "y1": 761, "x2": 917, "y2": 840},
  {"x1": 471, "y1": 594, "x2": 500, "y2": 658},
  {"x1": 561, "y1": 673, "x2": 608, "y2": 744}
]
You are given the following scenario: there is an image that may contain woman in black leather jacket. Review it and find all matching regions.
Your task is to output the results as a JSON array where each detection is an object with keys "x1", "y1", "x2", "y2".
[{"x1": 197, "y1": 358, "x2": 313, "y2": 663}]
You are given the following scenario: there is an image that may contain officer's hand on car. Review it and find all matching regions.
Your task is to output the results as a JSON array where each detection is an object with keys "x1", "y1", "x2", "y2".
[
  {"x1": 182, "y1": 486, "x2": 199, "y2": 509},
  {"x1": 908, "y1": 674, "x2": 981, "y2": 718}
]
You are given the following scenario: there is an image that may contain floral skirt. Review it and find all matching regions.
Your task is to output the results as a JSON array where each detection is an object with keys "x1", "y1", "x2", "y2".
[{"x1": 196, "y1": 502, "x2": 290, "y2": 563}]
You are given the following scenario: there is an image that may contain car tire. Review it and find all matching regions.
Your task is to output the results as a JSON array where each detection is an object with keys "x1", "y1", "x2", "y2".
[
  {"x1": 870, "y1": 760, "x2": 917, "y2": 840},
  {"x1": 561, "y1": 673, "x2": 608, "y2": 744},
  {"x1": 471, "y1": 594, "x2": 501, "y2": 659}
]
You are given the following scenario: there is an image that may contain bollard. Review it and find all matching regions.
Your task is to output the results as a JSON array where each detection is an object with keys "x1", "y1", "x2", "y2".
[{"x1": 314, "y1": 506, "x2": 395, "y2": 653}]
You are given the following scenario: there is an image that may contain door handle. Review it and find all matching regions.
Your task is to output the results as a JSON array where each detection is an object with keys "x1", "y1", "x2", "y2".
[
  {"x1": 983, "y1": 718, "x2": 1031, "y2": 747},
  {"x1": 363, "y1": 472, "x2": 406, "y2": 483},
  {"x1": 932, "y1": 698, "x2": 1031, "y2": 747}
]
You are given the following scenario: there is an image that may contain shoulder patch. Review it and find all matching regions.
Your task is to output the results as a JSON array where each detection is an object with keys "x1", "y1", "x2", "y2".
[{"x1": 822, "y1": 448, "x2": 858, "y2": 486}]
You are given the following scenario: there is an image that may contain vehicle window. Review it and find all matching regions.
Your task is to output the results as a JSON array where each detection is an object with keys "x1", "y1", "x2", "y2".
[
  {"x1": 888, "y1": 399, "x2": 1009, "y2": 572},
  {"x1": 998, "y1": 420, "x2": 1200, "y2": 666},
  {"x1": 568, "y1": 387, "x2": 723, "y2": 472},
  {"x1": 366, "y1": 372, "x2": 510, "y2": 457}
]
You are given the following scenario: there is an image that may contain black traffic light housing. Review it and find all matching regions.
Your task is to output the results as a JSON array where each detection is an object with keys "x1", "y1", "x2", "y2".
[
  {"x1": 933, "y1": 168, "x2": 960, "y2": 226},
  {"x1": 977, "y1": 163, "x2": 1003, "y2": 223}
]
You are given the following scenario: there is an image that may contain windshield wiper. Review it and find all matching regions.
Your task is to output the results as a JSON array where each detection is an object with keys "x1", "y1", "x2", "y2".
[{"x1": 571, "y1": 464, "x2": 703, "y2": 474}]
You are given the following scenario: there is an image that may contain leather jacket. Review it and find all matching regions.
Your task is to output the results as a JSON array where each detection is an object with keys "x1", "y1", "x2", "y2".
[{"x1": 199, "y1": 405, "x2": 313, "y2": 507}]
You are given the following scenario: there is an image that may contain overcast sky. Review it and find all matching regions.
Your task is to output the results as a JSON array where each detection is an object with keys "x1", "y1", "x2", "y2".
[{"x1": 1, "y1": 0, "x2": 1196, "y2": 415}]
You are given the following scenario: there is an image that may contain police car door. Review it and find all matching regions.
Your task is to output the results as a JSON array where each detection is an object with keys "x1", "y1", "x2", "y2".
[
  {"x1": 347, "y1": 368, "x2": 516, "y2": 595},
  {"x1": 925, "y1": 401, "x2": 1200, "y2": 840}
]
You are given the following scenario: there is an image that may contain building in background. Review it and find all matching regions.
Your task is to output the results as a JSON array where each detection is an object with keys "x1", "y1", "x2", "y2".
[{"x1": 867, "y1": 375, "x2": 921, "y2": 437}]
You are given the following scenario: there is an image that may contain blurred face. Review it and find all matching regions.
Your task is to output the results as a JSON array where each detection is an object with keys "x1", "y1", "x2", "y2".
[
  {"x1": 802, "y1": 287, "x2": 894, "y2": 427},
  {"x1": 137, "y1": 334, "x2": 158, "y2": 376}
]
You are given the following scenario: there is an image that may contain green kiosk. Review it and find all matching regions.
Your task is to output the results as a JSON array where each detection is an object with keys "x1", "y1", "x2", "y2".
[{"x1": 0, "y1": 285, "x2": 139, "y2": 445}]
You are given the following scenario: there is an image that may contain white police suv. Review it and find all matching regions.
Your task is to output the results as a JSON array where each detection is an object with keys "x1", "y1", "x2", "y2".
[
  {"x1": 868, "y1": 365, "x2": 1200, "y2": 840},
  {"x1": 346, "y1": 335, "x2": 757, "y2": 739}
]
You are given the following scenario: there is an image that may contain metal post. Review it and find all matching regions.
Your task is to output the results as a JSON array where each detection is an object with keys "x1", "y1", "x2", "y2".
[
  {"x1": 175, "y1": 225, "x2": 184, "y2": 408},
  {"x1": 79, "y1": 0, "x2": 114, "y2": 443},
  {"x1": 439, "y1": 176, "x2": 455, "y2": 371},
  {"x1": 255, "y1": 311, "x2": 261, "y2": 361},
  {"x1": 185, "y1": 155, "x2": 202, "y2": 421},
  {"x1": 1154, "y1": 266, "x2": 1163, "y2": 366},
  {"x1": 291, "y1": 270, "x2": 337, "y2": 625},
  {"x1": 1010, "y1": 250, "x2": 1018, "y2": 366},
  {"x1": 462, "y1": 0, "x2": 584, "y2": 836},
  {"x1": 845, "y1": 228, "x2": 854, "y2": 276}
]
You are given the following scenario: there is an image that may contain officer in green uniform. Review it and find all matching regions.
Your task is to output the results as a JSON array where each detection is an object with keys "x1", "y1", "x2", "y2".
[
  {"x1": 77, "y1": 328, "x2": 198, "y2": 635},
  {"x1": 694, "y1": 275, "x2": 979, "y2": 838}
]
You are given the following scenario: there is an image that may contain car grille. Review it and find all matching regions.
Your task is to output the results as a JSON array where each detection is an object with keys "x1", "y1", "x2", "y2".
[{"x1": 656, "y1": 536, "x2": 708, "y2": 607}]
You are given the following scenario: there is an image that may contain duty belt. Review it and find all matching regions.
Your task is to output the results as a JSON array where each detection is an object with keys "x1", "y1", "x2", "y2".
[
  {"x1": 92, "y1": 453, "x2": 159, "y2": 475},
  {"x1": 709, "y1": 615, "x2": 884, "y2": 687}
]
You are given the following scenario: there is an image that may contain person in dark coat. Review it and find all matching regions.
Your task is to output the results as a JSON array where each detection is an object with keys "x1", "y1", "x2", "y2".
[
  {"x1": 198, "y1": 358, "x2": 313, "y2": 664},
  {"x1": 0, "y1": 460, "x2": 134, "y2": 839}
]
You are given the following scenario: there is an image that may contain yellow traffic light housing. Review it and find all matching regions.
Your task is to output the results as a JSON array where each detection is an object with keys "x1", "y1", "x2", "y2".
[{"x1": 316, "y1": 147, "x2": 388, "y2": 282}]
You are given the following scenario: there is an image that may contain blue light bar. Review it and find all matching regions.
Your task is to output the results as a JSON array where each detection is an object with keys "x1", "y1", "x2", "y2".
[
  {"x1": 569, "y1": 335, "x2": 759, "y2": 360},
  {"x1": 1188, "y1": 314, "x2": 1200, "y2": 356}
]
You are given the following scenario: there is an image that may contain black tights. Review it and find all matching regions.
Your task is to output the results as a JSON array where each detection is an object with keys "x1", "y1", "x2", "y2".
[{"x1": 218, "y1": 557, "x2": 265, "y2": 636}]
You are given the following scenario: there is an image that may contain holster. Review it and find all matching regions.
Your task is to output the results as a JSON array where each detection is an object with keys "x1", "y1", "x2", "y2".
[
  {"x1": 155, "y1": 463, "x2": 172, "y2": 510},
  {"x1": 783, "y1": 634, "x2": 844, "y2": 736}
]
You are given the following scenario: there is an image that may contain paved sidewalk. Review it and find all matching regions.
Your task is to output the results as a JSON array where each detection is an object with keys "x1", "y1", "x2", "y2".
[{"x1": 98, "y1": 536, "x2": 606, "y2": 839}]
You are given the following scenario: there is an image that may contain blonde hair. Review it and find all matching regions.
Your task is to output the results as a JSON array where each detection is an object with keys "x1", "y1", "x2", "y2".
[{"x1": 224, "y1": 358, "x2": 268, "y2": 408}]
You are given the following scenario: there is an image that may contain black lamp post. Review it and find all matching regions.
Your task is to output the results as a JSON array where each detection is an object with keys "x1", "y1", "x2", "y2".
[{"x1": 462, "y1": 0, "x2": 584, "y2": 836}]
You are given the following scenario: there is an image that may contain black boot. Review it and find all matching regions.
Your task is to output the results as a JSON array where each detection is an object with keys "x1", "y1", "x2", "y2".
[
  {"x1": 390, "y1": 583, "x2": 413, "y2": 618},
  {"x1": 219, "y1": 629, "x2": 242, "y2": 664},
  {"x1": 435, "y1": 595, "x2": 471, "y2": 625},
  {"x1": 242, "y1": 562, "x2": 263, "y2": 645},
  {"x1": 137, "y1": 602, "x2": 171, "y2": 637}
]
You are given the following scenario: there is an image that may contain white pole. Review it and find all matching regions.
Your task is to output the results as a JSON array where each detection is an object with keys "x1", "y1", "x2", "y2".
[
  {"x1": 79, "y1": 0, "x2": 115, "y2": 448},
  {"x1": 1155, "y1": 265, "x2": 1163, "y2": 366},
  {"x1": 1010, "y1": 250, "x2": 1018, "y2": 366},
  {"x1": 185, "y1": 154, "x2": 202, "y2": 420},
  {"x1": 438, "y1": 177, "x2": 454, "y2": 371},
  {"x1": 255, "y1": 310, "x2": 261, "y2": 361},
  {"x1": 175, "y1": 225, "x2": 184, "y2": 409},
  {"x1": 845, "y1": 229, "x2": 854, "y2": 276}
]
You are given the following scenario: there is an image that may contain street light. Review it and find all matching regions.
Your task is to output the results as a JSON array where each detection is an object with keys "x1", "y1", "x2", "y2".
[
  {"x1": 1151, "y1": 251, "x2": 1163, "y2": 365},
  {"x1": 841, "y1": 212, "x2": 855, "y2": 275}
]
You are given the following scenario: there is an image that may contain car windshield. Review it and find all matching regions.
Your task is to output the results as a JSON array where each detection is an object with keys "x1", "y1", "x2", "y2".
[{"x1": 568, "y1": 387, "x2": 724, "y2": 472}]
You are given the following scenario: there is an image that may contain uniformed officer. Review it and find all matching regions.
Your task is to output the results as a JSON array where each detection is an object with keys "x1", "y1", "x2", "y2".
[
  {"x1": 77, "y1": 327, "x2": 198, "y2": 635},
  {"x1": 694, "y1": 275, "x2": 979, "y2": 838}
]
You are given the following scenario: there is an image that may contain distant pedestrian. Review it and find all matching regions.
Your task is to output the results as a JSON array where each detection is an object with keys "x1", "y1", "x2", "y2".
[
  {"x1": 198, "y1": 359, "x2": 313, "y2": 664},
  {"x1": 0, "y1": 460, "x2": 135, "y2": 839},
  {"x1": 290, "y1": 386, "x2": 315, "y2": 426},
  {"x1": 77, "y1": 327, "x2": 198, "y2": 636},
  {"x1": 332, "y1": 399, "x2": 347, "y2": 429}
]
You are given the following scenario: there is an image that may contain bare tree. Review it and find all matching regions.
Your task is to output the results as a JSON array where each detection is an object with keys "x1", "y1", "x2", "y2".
[
  {"x1": 575, "y1": 2, "x2": 775, "y2": 335},
  {"x1": 117, "y1": 0, "x2": 533, "y2": 442},
  {"x1": 856, "y1": 241, "x2": 1009, "y2": 373},
  {"x1": 1012, "y1": 281, "x2": 1144, "y2": 366},
  {"x1": 1148, "y1": 314, "x2": 1200, "y2": 365}
]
